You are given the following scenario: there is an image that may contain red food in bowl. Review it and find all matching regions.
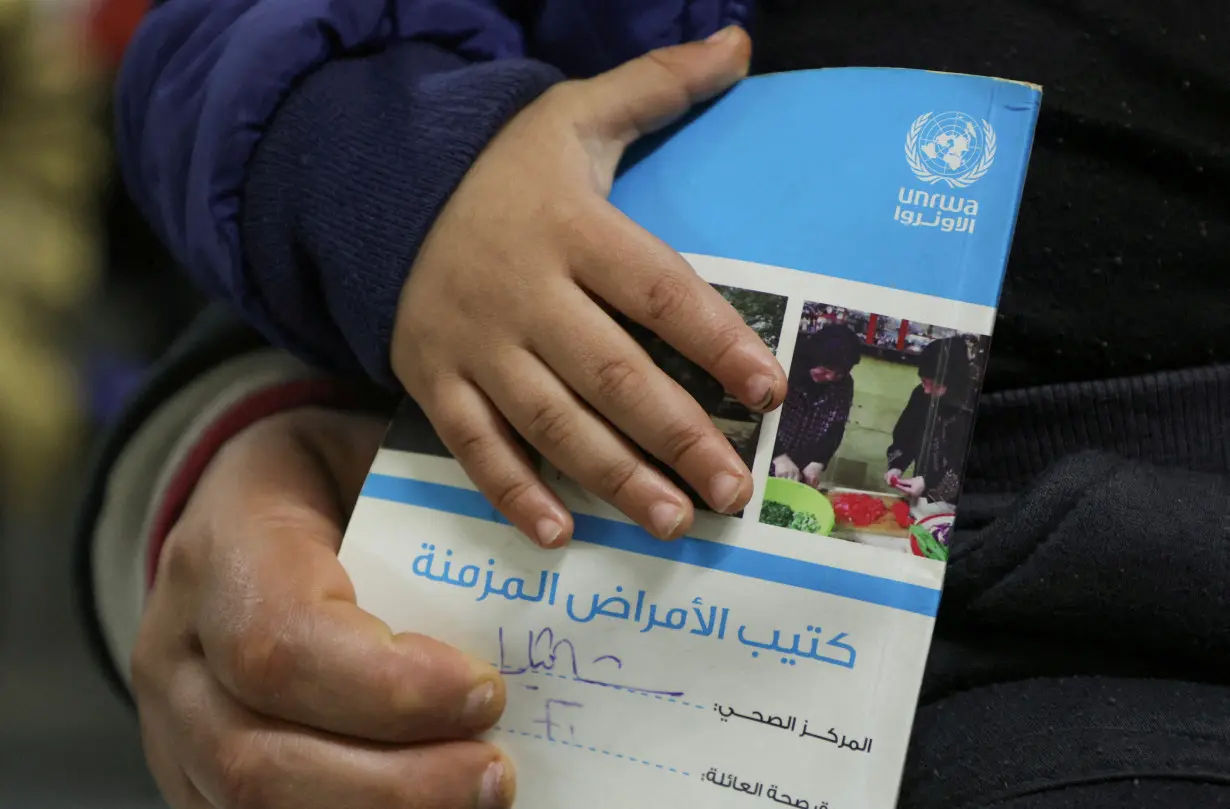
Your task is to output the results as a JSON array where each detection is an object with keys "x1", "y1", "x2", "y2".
[{"x1": 830, "y1": 493, "x2": 888, "y2": 526}]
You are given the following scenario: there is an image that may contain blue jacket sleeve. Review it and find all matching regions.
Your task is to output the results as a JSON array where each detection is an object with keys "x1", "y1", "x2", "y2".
[
  {"x1": 116, "y1": 0, "x2": 750, "y2": 387},
  {"x1": 236, "y1": 43, "x2": 564, "y2": 385},
  {"x1": 116, "y1": 0, "x2": 563, "y2": 383}
]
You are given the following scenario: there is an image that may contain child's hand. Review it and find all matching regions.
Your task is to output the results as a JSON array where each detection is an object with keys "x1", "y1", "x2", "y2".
[
  {"x1": 394, "y1": 28, "x2": 786, "y2": 547},
  {"x1": 802, "y1": 462, "x2": 825, "y2": 488},
  {"x1": 134, "y1": 409, "x2": 513, "y2": 809},
  {"x1": 772, "y1": 455, "x2": 802, "y2": 481}
]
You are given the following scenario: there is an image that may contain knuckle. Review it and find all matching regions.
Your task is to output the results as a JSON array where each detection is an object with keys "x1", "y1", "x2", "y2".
[
  {"x1": 599, "y1": 457, "x2": 642, "y2": 501},
  {"x1": 657, "y1": 420, "x2": 709, "y2": 467},
  {"x1": 158, "y1": 525, "x2": 199, "y2": 588},
  {"x1": 593, "y1": 357, "x2": 646, "y2": 403},
  {"x1": 546, "y1": 80, "x2": 607, "y2": 131},
  {"x1": 439, "y1": 416, "x2": 499, "y2": 465},
  {"x1": 558, "y1": 199, "x2": 609, "y2": 252},
  {"x1": 450, "y1": 280, "x2": 495, "y2": 324},
  {"x1": 223, "y1": 613, "x2": 301, "y2": 705},
  {"x1": 642, "y1": 274, "x2": 693, "y2": 323},
  {"x1": 492, "y1": 476, "x2": 539, "y2": 516},
  {"x1": 434, "y1": 407, "x2": 543, "y2": 518},
  {"x1": 642, "y1": 51, "x2": 693, "y2": 110},
  {"x1": 523, "y1": 400, "x2": 575, "y2": 449},
  {"x1": 705, "y1": 321, "x2": 749, "y2": 369}
]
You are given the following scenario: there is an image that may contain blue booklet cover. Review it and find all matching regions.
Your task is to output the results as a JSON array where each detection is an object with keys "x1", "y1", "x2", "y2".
[{"x1": 342, "y1": 68, "x2": 1041, "y2": 809}]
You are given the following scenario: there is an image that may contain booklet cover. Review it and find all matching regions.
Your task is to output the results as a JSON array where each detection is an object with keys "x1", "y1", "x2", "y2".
[{"x1": 340, "y1": 68, "x2": 1041, "y2": 809}]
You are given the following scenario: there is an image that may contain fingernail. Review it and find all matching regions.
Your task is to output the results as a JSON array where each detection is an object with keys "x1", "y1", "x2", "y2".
[
  {"x1": 464, "y1": 680, "x2": 497, "y2": 727},
  {"x1": 479, "y1": 759, "x2": 512, "y2": 809},
  {"x1": 706, "y1": 25, "x2": 736, "y2": 44},
  {"x1": 746, "y1": 374, "x2": 777, "y2": 411},
  {"x1": 709, "y1": 471, "x2": 743, "y2": 513},
  {"x1": 648, "y1": 501, "x2": 685, "y2": 540},
  {"x1": 535, "y1": 518, "x2": 565, "y2": 548}
]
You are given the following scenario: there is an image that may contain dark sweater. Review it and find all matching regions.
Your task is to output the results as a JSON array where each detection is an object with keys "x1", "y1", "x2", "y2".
[
  {"x1": 773, "y1": 376, "x2": 855, "y2": 470},
  {"x1": 887, "y1": 387, "x2": 976, "y2": 503},
  {"x1": 752, "y1": 0, "x2": 1229, "y2": 392}
]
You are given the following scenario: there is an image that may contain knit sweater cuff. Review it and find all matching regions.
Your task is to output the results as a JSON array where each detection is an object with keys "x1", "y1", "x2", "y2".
[
  {"x1": 91, "y1": 350, "x2": 329, "y2": 691},
  {"x1": 242, "y1": 42, "x2": 566, "y2": 387}
]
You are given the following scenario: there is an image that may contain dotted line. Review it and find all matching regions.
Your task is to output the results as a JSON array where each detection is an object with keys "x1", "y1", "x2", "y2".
[
  {"x1": 493, "y1": 725, "x2": 690, "y2": 777},
  {"x1": 506, "y1": 667, "x2": 708, "y2": 710}
]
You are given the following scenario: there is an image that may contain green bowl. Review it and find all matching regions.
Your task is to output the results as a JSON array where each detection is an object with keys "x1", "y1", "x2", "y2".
[{"x1": 761, "y1": 477, "x2": 836, "y2": 536}]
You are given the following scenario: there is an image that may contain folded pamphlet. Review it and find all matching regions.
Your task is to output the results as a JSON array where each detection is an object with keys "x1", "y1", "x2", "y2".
[{"x1": 340, "y1": 67, "x2": 1041, "y2": 809}]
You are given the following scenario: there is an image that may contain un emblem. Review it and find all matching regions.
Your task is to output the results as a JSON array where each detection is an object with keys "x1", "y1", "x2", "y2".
[{"x1": 905, "y1": 111, "x2": 996, "y2": 188}]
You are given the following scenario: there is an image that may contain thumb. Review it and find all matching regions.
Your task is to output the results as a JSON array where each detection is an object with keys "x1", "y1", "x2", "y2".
[{"x1": 578, "y1": 26, "x2": 752, "y2": 147}]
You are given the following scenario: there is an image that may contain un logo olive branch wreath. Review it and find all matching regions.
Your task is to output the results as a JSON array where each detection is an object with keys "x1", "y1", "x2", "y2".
[{"x1": 905, "y1": 111, "x2": 997, "y2": 189}]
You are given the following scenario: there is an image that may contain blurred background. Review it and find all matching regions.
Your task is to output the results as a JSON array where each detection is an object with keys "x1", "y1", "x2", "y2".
[{"x1": 1, "y1": 0, "x2": 201, "y2": 803}]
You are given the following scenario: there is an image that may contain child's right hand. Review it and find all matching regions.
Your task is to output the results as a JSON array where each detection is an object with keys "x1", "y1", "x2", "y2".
[
  {"x1": 773, "y1": 455, "x2": 802, "y2": 482},
  {"x1": 393, "y1": 28, "x2": 787, "y2": 547},
  {"x1": 802, "y1": 462, "x2": 825, "y2": 488},
  {"x1": 135, "y1": 408, "x2": 512, "y2": 809}
]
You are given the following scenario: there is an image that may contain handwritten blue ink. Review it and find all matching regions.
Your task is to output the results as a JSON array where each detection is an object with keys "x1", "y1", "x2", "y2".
[{"x1": 498, "y1": 627, "x2": 684, "y2": 697}]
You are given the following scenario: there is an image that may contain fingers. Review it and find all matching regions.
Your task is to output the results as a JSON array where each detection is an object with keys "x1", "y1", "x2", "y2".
[
  {"x1": 473, "y1": 347, "x2": 696, "y2": 540},
  {"x1": 580, "y1": 26, "x2": 752, "y2": 145},
  {"x1": 168, "y1": 664, "x2": 513, "y2": 809},
  {"x1": 424, "y1": 378, "x2": 575, "y2": 548},
  {"x1": 773, "y1": 457, "x2": 800, "y2": 482},
  {"x1": 191, "y1": 536, "x2": 505, "y2": 744},
  {"x1": 533, "y1": 288, "x2": 754, "y2": 513},
  {"x1": 576, "y1": 214, "x2": 786, "y2": 413}
]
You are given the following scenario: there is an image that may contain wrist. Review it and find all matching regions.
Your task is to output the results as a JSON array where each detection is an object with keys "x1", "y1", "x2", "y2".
[{"x1": 243, "y1": 42, "x2": 565, "y2": 386}]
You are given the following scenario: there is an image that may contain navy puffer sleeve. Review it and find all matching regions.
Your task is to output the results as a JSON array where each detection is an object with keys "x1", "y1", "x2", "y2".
[
  {"x1": 116, "y1": 0, "x2": 561, "y2": 382},
  {"x1": 115, "y1": 0, "x2": 750, "y2": 385}
]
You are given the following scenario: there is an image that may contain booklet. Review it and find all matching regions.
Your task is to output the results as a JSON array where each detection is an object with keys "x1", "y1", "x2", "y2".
[{"x1": 340, "y1": 68, "x2": 1041, "y2": 809}]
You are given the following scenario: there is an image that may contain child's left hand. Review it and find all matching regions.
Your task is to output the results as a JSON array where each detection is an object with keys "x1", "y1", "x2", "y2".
[{"x1": 392, "y1": 29, "x2": 786, "y2": 548}]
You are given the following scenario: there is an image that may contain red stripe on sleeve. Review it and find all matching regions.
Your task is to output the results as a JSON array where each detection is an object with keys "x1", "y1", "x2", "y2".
[{"x1": 145, "y1": 379, "x2": 368, "y2": 589}]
